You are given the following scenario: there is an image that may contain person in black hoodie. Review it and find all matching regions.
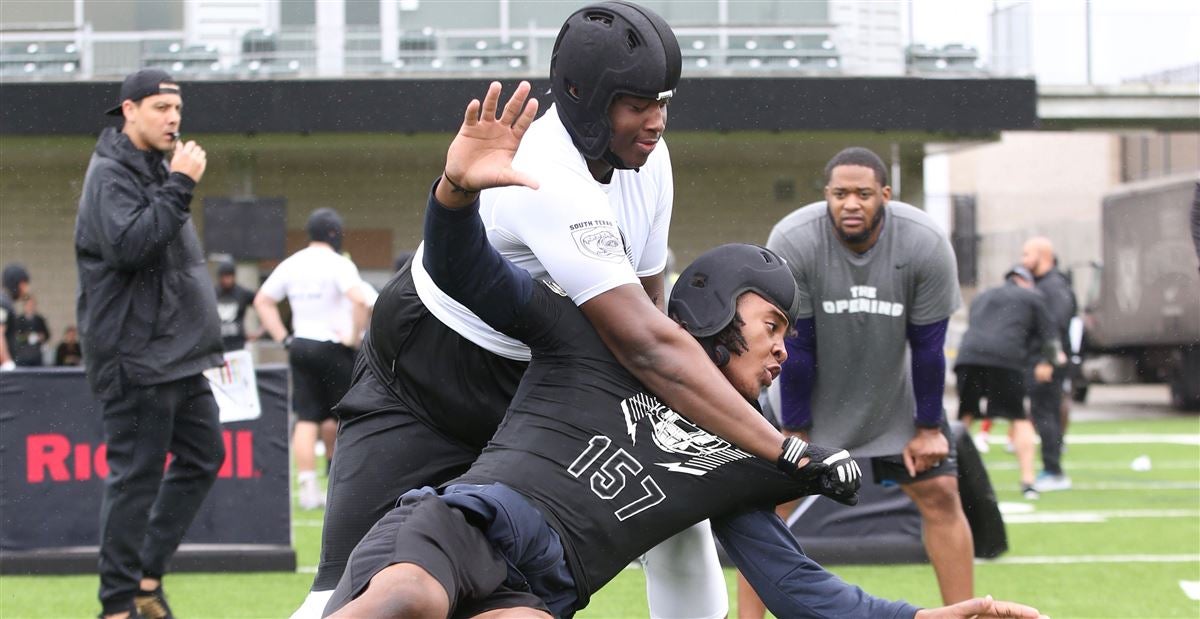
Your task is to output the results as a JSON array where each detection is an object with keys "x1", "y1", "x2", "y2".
[{"x1": 74, "y1": 68, "x2": 224, "y2": 619}]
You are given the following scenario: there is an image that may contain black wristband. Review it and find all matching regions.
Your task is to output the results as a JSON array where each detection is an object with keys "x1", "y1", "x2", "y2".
[
  {"x1": 442, "y1": 170, "x2": 478, "y2": 196},
  {"x1": 282, "y1": 335, "x2": 294, "y2": 349},
  {"x1": 776, "y1": 436, "x2": 809, "y2": 474}
]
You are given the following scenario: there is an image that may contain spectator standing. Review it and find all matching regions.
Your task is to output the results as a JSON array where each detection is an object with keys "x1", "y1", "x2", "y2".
[
  {"x1": 955, "y1": 266, "x2": 1060, "y2": 500},
  {"x1": 1, "y1": 263, "x2": 31, "y2": 369},
  {"x1": 75, "y1": 68, "x2": 224, "y2": 619},
  {"x1": 214, "y1": 261, "x2": 258, "y2": 351},
  {"x1": 253, "y1": 208, "x2": 369, "y2": 510},
  {"x1": 11, "y1": 293, "x2": 51, "y2": 366},
  {"x1": 1020, "y1": 237, "x2": 1077, "y2": 492},
  {"x1": 55, "y1": 325, "x2": 84, "y2": 366},
  {"x1": 749, "y1": 147, "x2": 973, "y2": 612}
]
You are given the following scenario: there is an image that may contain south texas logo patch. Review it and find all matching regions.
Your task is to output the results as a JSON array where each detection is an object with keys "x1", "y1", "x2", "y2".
[{"x1": 571, "y1": 223, "x2": 626, "y2": 263}]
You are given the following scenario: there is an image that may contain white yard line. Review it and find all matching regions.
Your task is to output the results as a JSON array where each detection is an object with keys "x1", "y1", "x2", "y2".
[
  {"x1": 1063, "y1": 434, "x2": 1199, "y2": 446},
  {"x1": 981, "y1": 554, "x2": 1198, "y2": 565},
  {"x1": 1061, "y1": 481, "x2": 1199, "y2": 490},
  {"x1": 1002, "y1": 509, "x2": 1200, "y2": 524},
  {"x1": 983, "y1": 460, "x2": 1197, "y2": 471},
  {"x1": 1180, "y1": 581, "x2": 1200, "y2": 601},
  {"x1": 980, "y1": 433, "x2": 1200, "y2": 446}
]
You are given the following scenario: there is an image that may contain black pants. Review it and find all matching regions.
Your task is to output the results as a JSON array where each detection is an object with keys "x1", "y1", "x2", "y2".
[
  {"x1": 97, "y1": 375, "x2": 225, "y2": 614},
  {"x1": 1028, "y1": 368, "x2": 1066, "y2": 476}
]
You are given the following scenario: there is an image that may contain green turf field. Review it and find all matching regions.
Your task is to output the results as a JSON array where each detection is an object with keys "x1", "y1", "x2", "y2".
[{"x1": 2, "y1": 415, "x2": 1197, "y2": 618}]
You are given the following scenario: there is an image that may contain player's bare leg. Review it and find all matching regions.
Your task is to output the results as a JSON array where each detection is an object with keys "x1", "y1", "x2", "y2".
[
  {"x1": 320, "y1": 417, "x2": 337, "y2": 464},
  {"x1": 326, "y1": 563, "x2": 449, "y2": 619},
  {"x1": 1013, "y1": 419, "x2": 1037, "y2": 490},
  {"x1": 902, "y1": 475, "x2": 974, "y2": 604}
]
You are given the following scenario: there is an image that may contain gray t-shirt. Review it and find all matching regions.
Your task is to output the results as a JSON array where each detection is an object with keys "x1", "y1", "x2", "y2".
[{"x1": 766, "y1": 201, "x2": 961, "y2": 456}]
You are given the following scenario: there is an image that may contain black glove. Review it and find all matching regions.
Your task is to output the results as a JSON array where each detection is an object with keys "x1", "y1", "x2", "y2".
[{"x1": 776, "y1": 436, "x2": 862, "y2": 506}]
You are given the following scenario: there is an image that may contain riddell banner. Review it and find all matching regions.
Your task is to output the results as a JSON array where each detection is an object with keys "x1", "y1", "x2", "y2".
[{"x1": 0, "y1": 365, "x2": 291, "y2": 566}]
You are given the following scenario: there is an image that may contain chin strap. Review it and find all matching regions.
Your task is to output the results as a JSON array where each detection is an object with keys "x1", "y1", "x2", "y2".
[{"x1": 602, "y1": 148, "x2": 640, "y2": 172}]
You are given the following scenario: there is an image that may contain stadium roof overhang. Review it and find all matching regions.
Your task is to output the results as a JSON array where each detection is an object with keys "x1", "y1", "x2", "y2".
[{"x1": 0, "y1": 76, "x2": 1037, "y2": 136}]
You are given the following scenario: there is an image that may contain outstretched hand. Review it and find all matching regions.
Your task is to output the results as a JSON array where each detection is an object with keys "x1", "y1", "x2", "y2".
[
  {"x1": 436, "y1": 81, "x2": 539, "y2": 208},
  {"x1": 915, "y1": 595, "x2": 1047, "y2": 619}
]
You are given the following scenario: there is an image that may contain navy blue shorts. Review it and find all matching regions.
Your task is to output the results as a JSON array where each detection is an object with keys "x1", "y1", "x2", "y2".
[{"x1": 323, "y1": 484, "x2": 577, "y2": 618}]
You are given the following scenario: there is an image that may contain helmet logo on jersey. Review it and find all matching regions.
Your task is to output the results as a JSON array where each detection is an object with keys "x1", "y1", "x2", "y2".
[
  {"x1": 571, "y1": 222, "x2": 626, "y2": 263},
  {"x1": 621, "y1": 393, "x2": 751, "y2": 476}
]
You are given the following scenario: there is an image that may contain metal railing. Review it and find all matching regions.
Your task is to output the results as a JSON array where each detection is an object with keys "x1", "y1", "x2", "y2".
[{"x1": 0, "y1": 22, "x2": 846, "y2": 81}]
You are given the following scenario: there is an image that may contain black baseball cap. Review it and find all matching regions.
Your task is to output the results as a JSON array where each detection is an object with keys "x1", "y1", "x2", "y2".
[{"x1": 104, "y1": 68, "x2": 180, "y2": 116}]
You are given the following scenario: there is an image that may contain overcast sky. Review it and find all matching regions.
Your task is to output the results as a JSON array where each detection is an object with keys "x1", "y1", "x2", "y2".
[{"x1": 908, "y1": 0, "x2": 1200, "y2": 84}]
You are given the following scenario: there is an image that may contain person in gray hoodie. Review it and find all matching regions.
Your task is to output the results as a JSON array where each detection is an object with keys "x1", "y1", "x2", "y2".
[
  {"x1": 74, "y1": 68, "x2": 224, "y2": 619},
  {"x1": 954, "y1": 266, "x2": 1059, "y2": 500}
]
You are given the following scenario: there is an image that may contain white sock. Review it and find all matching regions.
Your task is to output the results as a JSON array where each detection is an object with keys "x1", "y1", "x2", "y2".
[{"x1": 298, "y1": 471, "x2": 317, "y2": 485}]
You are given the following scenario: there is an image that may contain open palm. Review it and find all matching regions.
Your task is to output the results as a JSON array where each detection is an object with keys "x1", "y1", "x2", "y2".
[{"x1": 443, "y1": 80, "x2": 540, "y2": 194}]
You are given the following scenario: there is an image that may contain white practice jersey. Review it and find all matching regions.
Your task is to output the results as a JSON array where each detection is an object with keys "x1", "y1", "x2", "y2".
[
  {"x1": 259, "y1": 245, "x2": 364, "y2": 343},
  {"x1": 413, "y1": 105, "x2": 673, "y2": 361}
]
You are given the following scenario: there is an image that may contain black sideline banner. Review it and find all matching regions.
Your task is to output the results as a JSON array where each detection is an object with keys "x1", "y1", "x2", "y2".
[{"x1": 0, "y1": 366, "x2": 295, "y2": 574}]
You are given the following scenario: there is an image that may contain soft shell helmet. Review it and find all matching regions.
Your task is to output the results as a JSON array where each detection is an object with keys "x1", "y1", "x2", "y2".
[
  {"x1": 306, "y1": 208, "x2": 344, "y2": 253},
  {"x1": 550, "y1": 1, "x2": 681, "y2": 170},
  {"x1": 669, "y1": 244, "x2": 799, "y2": 366}
]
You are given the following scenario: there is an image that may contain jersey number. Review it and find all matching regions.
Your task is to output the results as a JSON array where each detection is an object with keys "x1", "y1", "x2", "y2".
[{"x1": 567, "y1": 435, "x2": 666, "y2": 521}]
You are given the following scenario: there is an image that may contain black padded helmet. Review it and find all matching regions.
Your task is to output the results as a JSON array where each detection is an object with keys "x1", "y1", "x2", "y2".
[
  {"x1": 550, "y1": 1, "x2": 681, "y2": 169},
  {"x1": 306, "y1": 208, "x2": 344, "y2": 253},
  {"x1": 669, "y1": 243, "x2": 798, "y2": 340}
]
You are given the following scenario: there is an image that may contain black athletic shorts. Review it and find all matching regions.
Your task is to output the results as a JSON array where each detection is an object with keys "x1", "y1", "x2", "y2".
[
  {"x1": 288, "y1": 338, "x2": 356, "y2": 423},
  {"x1": 955, "y1": 364, "x2": 1027, "y2": 421},
  {"x1": 323, "y1": 489, "x2": 554, "y2": 619},
  {"x1": 870, "y1": 417, "x2": 959, "y2": 485}
]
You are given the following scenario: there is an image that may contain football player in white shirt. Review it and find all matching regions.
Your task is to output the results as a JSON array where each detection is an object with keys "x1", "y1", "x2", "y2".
[
  {"x1": 295, "y1": 4, "x2": 800, "y2": 618},
  {"x1": 254, "y1": 208, "x2": 369, "y2": 510}
]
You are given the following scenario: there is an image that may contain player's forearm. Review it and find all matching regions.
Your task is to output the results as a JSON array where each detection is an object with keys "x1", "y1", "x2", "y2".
[
  {"x1": 252, "y1": 295, "x2": 289, "y2": 343},
  {"x1": 906, "y1": 319, "x2": 949, "y2": 428},
  {"x1": 583, "y1": 294, "x2": 785, "y2": 461},
  {"x1": 422, "y1": 185, "x2": 533, "y2": 331},
  {"x1": 716, "y1": 510, "x2": 919, "y2": 619}
]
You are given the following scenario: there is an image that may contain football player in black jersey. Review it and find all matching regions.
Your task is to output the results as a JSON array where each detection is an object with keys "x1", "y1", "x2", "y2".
[{"x1": 322, "y1": 82, "x2": 1044, "y2": 619}]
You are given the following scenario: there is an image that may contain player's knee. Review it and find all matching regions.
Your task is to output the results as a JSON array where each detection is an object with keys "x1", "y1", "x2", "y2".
[
  {"x1": 360, "y1": 563, "x2": 450, "y2": 618},
  {"x1": 913, "y1": 477, "x2": 964, "y2": 520}
]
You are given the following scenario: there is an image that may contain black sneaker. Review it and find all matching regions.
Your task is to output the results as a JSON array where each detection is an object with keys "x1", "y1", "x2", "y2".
[
  {"x1": 1021, "y1": 484, "x2": 1040, "y2": 501},
  {"x1": 134, "y1": 587, "x2": 174, "y2": 619}
]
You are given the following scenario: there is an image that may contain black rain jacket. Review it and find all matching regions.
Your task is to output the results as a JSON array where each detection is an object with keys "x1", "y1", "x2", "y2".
[{"x1": 74, "y1": 127, "x2": 222, "y2": 401}]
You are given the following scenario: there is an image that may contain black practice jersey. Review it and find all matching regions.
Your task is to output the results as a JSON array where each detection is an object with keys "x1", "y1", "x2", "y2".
[{"x1": 453, "y1": 280, "x2": 805, "y2": 606}]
